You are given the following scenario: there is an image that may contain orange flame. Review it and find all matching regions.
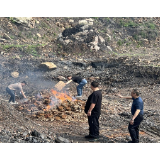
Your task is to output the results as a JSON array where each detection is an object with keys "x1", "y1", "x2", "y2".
[
  {"x1": 43, "y1": 89, "x2": 73, "y2": 111},
  {"x1": 44, "y1": 105, "x2": 51, "y2": 111},
  {"x1": 51, "y1": 89, "x2": 72, "y2": 102}
]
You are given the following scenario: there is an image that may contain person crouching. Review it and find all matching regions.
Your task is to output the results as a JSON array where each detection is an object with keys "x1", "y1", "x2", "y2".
[{"x1": 6, "y1": 81, "x2": 27, "y2": 104}]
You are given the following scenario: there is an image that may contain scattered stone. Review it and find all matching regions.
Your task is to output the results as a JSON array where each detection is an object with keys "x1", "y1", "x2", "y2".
[
  {"x1": 11, "y1": 72, "x2": 19, "y2": 78},
  {"x1": 37, "y1": 33, "x2": 41, "y2": 37},
  {"x1": 57, "y1": 76, "x2": 66, "y2": 81},
  {"x1": 11, "y1": 17, "x2": 34, "y2": 28},
  {"x1": 40, "y1": 62, "x2": 57, "y2": 69},
  {"x1": 107, "y1": 46, "x2": 112, "y2": 52},
  {"x1": 55, "y1": 136, "x2": 71, "y2": 143},
  {"x1": 69, "y1": 19, "x2": 74, "y2": 23}
]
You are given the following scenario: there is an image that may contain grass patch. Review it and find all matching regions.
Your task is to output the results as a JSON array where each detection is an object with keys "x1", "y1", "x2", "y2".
[{"x1": 0, "y1": 44, "x2": 45, "y2": 57}]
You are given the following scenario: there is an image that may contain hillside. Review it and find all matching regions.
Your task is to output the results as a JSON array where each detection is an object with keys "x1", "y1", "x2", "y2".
[{"x1": 0, "y1": 17, "x2": 160, "y2": 61}]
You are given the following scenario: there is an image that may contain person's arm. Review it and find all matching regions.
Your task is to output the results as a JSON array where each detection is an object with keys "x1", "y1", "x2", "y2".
[
  {"x1": 21, "y1": 89, "x2": 26, "y2": 98},
  {"x1": 65, "y1": 80, "x2": 72, "y2": 85},
  {"x1": 87, "y1": 103, "x2": 96, "y2": 116},
  {"x1": 130, "y1": 109, "x2": 140, "y2": 125},
  {"x1": 116, "y1": 93, "x2": 132, "y2": 99}
]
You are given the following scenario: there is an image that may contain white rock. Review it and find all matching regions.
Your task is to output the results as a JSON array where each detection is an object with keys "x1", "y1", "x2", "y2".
[
  {"x1": 107, "y1": 46, "x2": 112, "y2": 52},
  {"x1": 64, "y1": 39, "x2": 71, "y2": 45},
  {"x1": 63, "y1": 66, "x2": 68, "y2": 70},
  {"x1": 69, "y1": 19, "x2": 74, "y2": 23},
  {"x1": 106, "y1": 33, "x2": 111, "y2": 40},
  {"x1": 12, "y1": 17, "x2": 33, "y2": 27},
  {"x1": 79, "y1": 20, "x2": 88, "y2": 25},
  {"x1": 79, "y1": 18, "x2": 94, "y2": 26},
  {"x1": 81, "y1": 25, "x2": 89, "y2": 31},
  {"x1": 98, "y1": 36, "x2": 105, "y2": 43},
  {"x1": 37, "y1": 33, "x2": 41, "y2": 37}
]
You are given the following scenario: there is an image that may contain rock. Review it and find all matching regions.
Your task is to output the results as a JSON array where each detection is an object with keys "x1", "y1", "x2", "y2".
[
  {"x1": 55, "y1": 116, "x2": 61, "y2": 121},
  {"x1": 61, "y1": 114, "x2": 67, "y2": 119},
  {"x1": 40, "y1": 62, "x2": 57, "y2": 69},
  {"x1": 106, "y1": 34, "x2": 111, "y2": 40},
  {"x1": 55, "y1": 136, "x2": 71, "y2": 143},
  {"x1": 40, "y1": 133, "x2": 46, "y2": 139},
  {"x1": 64, "y1": 39, "x2": 71, "y2": 45},
  {"x1": 81, "y1": 25, "x2": 89, "y2": 31},
  {"x1": 11, "y1": 17, "x2": 34, "y2": 28},
  {"x1": 0, "y1": 38, "x2": 6, "y2": 42},
  {"x1": 31, "y1": 130, "x2": 41, "y2": 137},
  {"x1": 91, "y1": 45, "x2": 100, "y2": 51},
  {"x1": 69, "y1": 19, "x2": 74, "y2": 23},
  {"x1": 36, "y1": 21, "x2": 39, "y2": 24},
  {"x1": 57, "y1": 76, "x2": 66, "y2": 81},
  {"x1": 3, "y1": 33, "x2": 11, "y2": 40},
  {"x1": 63, "y1": 66, "x2": 68, "y2": 70},
  {"x1": 98, "y1": 36, "x2": 105, "y2": 43},
  {"x1": 11, "y1": 71, "x2": 19, "y2": 78},
  {"x1": 86, "y1": 66, "x2": 92, "y2": 70},
  {"x1": 37, "y1": 33, "x2": 41, "y2": 37},
  {"x1": 107, "y1": 46, "x2": 112, "y2": 52},
  {"x1": 79, "y1": 20, "x2": 88, "y2": 26},
  {"x1": 79, "y1": 18, "x2": 94, "y2": 26}
]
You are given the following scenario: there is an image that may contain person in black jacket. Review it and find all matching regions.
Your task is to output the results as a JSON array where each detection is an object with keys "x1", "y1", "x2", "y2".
[
  {"x1": 65, "y1": 75, "x2": 87, "y2": 98},
  {"x1": 84, "y1": 81, "x2": 102, "y2": 142}
]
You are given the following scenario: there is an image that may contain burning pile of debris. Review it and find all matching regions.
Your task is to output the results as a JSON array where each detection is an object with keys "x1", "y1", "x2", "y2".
[{"x1": 15, "y1": 89, "x2": 87, "y2": 122}]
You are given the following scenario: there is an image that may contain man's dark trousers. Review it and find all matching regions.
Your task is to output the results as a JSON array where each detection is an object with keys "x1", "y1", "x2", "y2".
[
  {"x1": 6, "y1": 87, "x2": 15, "y2": 102},
  {"x1": 128, "y1": 114, "x2": 143, "y2": 143},
  {"x1": 88, "y1": 115, "x2": 100, "y2": 138}
]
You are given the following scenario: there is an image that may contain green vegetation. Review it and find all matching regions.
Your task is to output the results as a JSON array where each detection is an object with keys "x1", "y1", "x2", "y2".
[
  {"x1": 0, "y1": 44, "x2": 46, "y2": 57},
  {"x1": 118, "y1": 19, "x2": 137, "y2": 28}
]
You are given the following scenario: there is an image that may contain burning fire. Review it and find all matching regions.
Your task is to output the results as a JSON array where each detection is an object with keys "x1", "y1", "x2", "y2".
[
  {"x1": 43, "y1": 89, "x2": 74, "y2": 111},
  {"x1": 51, "y1": 89, "x2": 72, "y2": 102}
]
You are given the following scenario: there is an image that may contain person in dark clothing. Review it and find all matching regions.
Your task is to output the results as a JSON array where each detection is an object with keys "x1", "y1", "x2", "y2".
[
  {"x1": 117, "y1": 89, "x2": 144, "y2": 143},
  {"x1": 84, "y1": 81, "x2": 102, "y2": 142},
  {"x1": 65, "y1": 75, "x2": 87, "y2": 98}
]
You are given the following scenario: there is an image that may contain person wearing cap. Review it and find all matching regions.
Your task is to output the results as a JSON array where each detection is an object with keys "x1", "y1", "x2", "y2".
[{"x1": 6, "y1": 81, "x2": 27, "y2": 104}]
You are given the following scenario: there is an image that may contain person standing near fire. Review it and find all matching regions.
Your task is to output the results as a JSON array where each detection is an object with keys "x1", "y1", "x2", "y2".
[
  {"x1": 116, "y1": 89, "x2": 144, "y2": 143},
  {"x1": 6, "y1": 81, "x2": 27, "y2": 104},
  {"x1": 65, "y1": 75, "x2": 87, "y2": 98},
  {"x1": 84, "y1": 81, "x2": 102, "y2": 142}
]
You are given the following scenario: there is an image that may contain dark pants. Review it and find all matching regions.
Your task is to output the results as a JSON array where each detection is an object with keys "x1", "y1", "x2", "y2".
[
  {"x1": 88, "y1": 115, "x2": 100, "y2": 138},
  {"x1": 6, "y1": 87, "x2": 15, "y2": 102},
  {"x1": 128, "y1": 114, "x2": 143, "y2": 143}
]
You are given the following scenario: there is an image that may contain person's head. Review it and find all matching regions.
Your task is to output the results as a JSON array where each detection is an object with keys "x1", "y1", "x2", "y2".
[
  {"x1": 21, "y1": 81, "x2": 27, "y2": 86},
  {"x1": 91, "y1": 81, "x2": 99, "y2": 90},
  {"x1": 131, "y1": 89, "x2": 139, "y2": 98},
  {"x1": 67, "y1": 75, "x2": 72, "y2": 80}
]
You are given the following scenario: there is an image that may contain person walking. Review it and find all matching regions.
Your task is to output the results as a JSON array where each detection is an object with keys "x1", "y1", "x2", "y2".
[
  {"x1": 65, "y1": 75, "x2": 87, "y2": 98},
  {"x1": 84, "y1": 81, "x2": 102, "y2": 142},
  {"x1": 117, "y1": 89, "x2": 144, "y2": 143},
  {"x1": 6, "y1": 81, "x2": 27, "y2": 104}
]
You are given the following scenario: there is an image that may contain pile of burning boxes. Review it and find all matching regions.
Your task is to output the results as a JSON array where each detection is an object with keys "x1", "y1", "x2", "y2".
[{"x1": 15, "y1": 89, "x2": 87, "y2": 122}]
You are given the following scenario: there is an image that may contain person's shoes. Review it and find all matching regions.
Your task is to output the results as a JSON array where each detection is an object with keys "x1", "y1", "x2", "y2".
[
  {"x1": 9, "y1": 102, "x2": 13, "y2": 104},
  {"x1": 128, "y1": 141, "x2": 134, "y2": 143},
  {"x1": 85, "y1": 135, "x2": 93, "y2": 139},
  {"x1": 75, "y1": 96, "x2": 82, "y2": 99},
  {"x1": 88, "y1": 137, "x2": 99, "y2": 142},
  {"x1": 10, "y1": 101, "x2": 18, "y2": 104}
]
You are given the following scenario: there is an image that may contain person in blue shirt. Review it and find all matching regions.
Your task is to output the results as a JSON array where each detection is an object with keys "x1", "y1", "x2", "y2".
[{"x1": 117, "y1": 89, "x2": 144, "y2": 143}]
